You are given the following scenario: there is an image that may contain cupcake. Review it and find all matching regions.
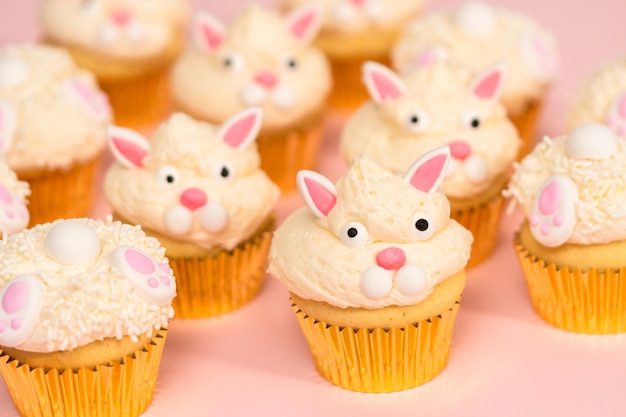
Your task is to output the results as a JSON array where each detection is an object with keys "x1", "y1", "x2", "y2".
[
  {"x1": 506, "y1": 123, "x2": 626, "y2": 334},
  {"x1": 392, "y1": 1, "x2": 559, "y2": 157},
  {"x1": 341, "y1": 61, "x2": 521, "y2": 266},
  {"x1": 41, "y1": 0, "x2": 189, "y2": 126},
  {"x1": 281, "y1": 0, "x2": 424, "y2": 110},
  {"x1": 105, "y1": 109, "x2": 280, "y2": 318},
  {"x1": 0, "y1": 44, "x2": 112, "y2": 226},
  {"x1": 170, "y1": 4, "x2": 331, "y2": 191},
  {"x1": 269, "y1": 149, "x2": 472, "y2": 392},
  {"x1": 0, "y1": 217, "x2": 175, "y2": 417},
  {"x1": 567, "y1": 56, "x2": 626, "y2": 136},
  {"x1": 0, "y1": 159, "x2": 29, "y2": 235}
]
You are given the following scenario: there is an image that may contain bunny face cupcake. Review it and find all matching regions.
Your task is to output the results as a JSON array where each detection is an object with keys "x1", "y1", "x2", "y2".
[
  {"x1": 0, "y1": 44, "x2": 111, "y2": 226},
  {"x1": 41, "y1": 0, "x2": 189, "y2": 125},
  {"x1": 171, "y1": 4, "x2": 331, "y2": 191},
  {"x1": 281, "y1": 0, "x2": 424, "y2": 109},
  {"x1": 507, "y1": 123, "x2": 626, "y2": 333},
  {"x1": 0, "y1": 217, "x2": 175, "y2": 417},
  {"x1": 105, "y1": 109, "x2": 279, "y2": 317},
  {"x1": 392, "y1": 1, "x2": 558, "y2": 155},
  {"x1": 269, "y1": 149, "x2": 472, "y2": 392},
  {"x1": 341, "y1": 61, "x2": 521, "y2": 265}
]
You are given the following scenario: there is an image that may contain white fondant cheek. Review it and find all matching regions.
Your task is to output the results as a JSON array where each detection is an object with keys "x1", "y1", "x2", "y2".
[
  {"x1": 108, "y1": 246, "x2": 176, "y2": 305},
  {"x1": 44, "y1": 220, "x2": 102, "y2": 265},
  {"x1": 240, "y1": 84, "x2": 266, "y2": 106},
  {"x1": 99, "y1": 24, "x2": 118, "y2": 44},
  {"x1": 0, "y1": 274, "x2": 46, "y2": 348},
  {"x1": 164, "y1": 206, "x2": 193, "y2": 235},
  {"x1": 0, "y1": 55, "x2": 29, "y2": 90},
  {"x1": 565, "y1": 123, "x2": 618, "y2": 159},
  {"x1": 394, "y1": 264, "x2": 427, "y2": 297},
  {"x1": 126, "y1": 21, "x2": 145, "y2": 41},
  {"x1": 272, "y1": 85, "x2": 295, "y2": 109},
  {"x1": 360, "y1": 266, "x2": 393, "y2": 299},
  {"x1": 445, "y1": 158, "x2": 458, "y2": 178},
  {"x1": 463, "y1": 155, "x2": 489, "y2": 183},
  {"x1": 454, "y1": 1, "x2": 495, "y2": 37},
  {"x1": 530, "y1": 175, "x2": 578, "y2": 247},
  {"x1": 199, "y1": 203, "x2": 228, "y2": 233}
]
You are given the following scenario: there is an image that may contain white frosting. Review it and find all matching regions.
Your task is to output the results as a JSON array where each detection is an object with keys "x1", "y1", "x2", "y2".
[
  {"x1": 0, "y1": 55, "x2": 29, "y2": 90},
  {"x1": 269, "y1": 155, "x2": 472, "y2": 309},
  {"x1": 506, "y1": 124, "x2": 626, "y2": 245},
  {"x1": 0, "y1": 217, "x2": 174, "y2": 353},
  {"x1": 392, "y1": 2, "x2": 559, "y2": 114}
]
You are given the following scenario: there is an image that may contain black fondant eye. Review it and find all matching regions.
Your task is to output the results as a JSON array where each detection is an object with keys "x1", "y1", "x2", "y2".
[
  {"x1": 340, "y1": 222, "x2": 368, "y2": 247},
  {"x1": 412, "y1": 212, "x2": 434, "y2": 240},
  {"x1": 156, "y1": 166, "x2": 180, "y2": 186},
  {"x1": 221, "y1": 52, "x2": 244, "y2": 71},
  {"x1": 405, "y1": 110, "x2": 430, "y2": 133},
  {"x1": 462, "y1": 110, "x2": 482, "y2": 130},
  {"x1": 212, "y1": 161, "x2": 235, "y2": 181}
]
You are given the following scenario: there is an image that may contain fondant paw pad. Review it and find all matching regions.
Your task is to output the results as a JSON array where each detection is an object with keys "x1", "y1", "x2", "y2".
[
  {"x1": 0, "y1": 274, "x2": 46, "y2": 348},
  {"x1": 530, "y1": 175, "x2": 578, "y2": 247}
]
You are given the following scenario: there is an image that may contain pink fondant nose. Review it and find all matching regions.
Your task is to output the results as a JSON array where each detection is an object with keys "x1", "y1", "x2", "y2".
[
  {"x1": 254, "y1": 71, "x2": 278, "y2": 89},
  {"x1": 111, "y1": 8, "x2": 132, "y2": 26},
  {"x1": 180, "y1": 188, "x2": 207, "y2": 211},
  {"x1": 350, "y1": 0, "x2": 366, "y2": 6},
  {"x1": 448, "y1": 140, "x2": 472, "y2": 160},
  {"x1": 376, "y1": 247, "x2": 406, "y2": 271}
]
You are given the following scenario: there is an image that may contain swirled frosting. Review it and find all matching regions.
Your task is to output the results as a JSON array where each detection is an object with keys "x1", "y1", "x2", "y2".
[
  {"x1": 269, "y1": 153, "x2": 472, "y2": 309},
  {"x1": 341, "y1": 61, "x2": 520, "y2": 199},
  {"x1": 567, "y1": 56, "x2": 626, "y2": 137},
  {"x1": 0, "y1": 217, "x2": 175, "y2": 353},
  {"x1": 41, "y1": 0, "x2": 189, "y2": 62},
  {"x1": 506, "y1": 123, "x2": 626, "y2": 246},
  {"x1": 105, "y1": 111, "x2": 279, "y2": 251},
  {"x1": 0, "y1": 44, "x2": 111, "y2": 171},
  {"x1": 392, "y1": 1, "x2": 559, "y2": 114},
  {"x1": 171, "y1": 4, "x2": 331, "y2": 130}
]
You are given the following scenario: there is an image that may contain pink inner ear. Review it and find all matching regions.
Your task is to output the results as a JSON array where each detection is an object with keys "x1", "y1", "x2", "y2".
[
  {"x1": 112, "y1": 137, "x2": 147, "y2": 168},
  {"x1": 304, "y1": 177, "x2": 336, "y2": 216},
  {"x1": 289, "y1": 11, "x2": 315, "y2": 40},
  {"x1": 415, "y1": 50, "x2": 437, "y2": 68},
  {"x1": 408, "y1": 154, "x2": 447, "y2": 192},
  {"x1": 201, "y1": 22, "x2": 223, "y2": 50},
  {"x1": 473, "y1": 71, "x2": 501, "y2": 99},
  {"x1": 371, "y1": 71, "x2": 403, "y2": 101},
  {"x1": 222, "y1": 113, "x2": 256, "y2": 148}
]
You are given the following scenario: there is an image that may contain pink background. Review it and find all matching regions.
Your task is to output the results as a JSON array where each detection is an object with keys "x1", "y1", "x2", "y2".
[{"x1": 1, "y1": 0, "x2": 626, "y2": 416}]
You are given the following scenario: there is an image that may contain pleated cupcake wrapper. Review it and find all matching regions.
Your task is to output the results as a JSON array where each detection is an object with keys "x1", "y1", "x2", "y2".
[
  {"x1": 291, "y1": 299, "x2": 461, "y2": 393},
  {"x1": 327, "y1": 54, "x2": 390, "y2": 111},
  {"x1": 0, "y1": 329, "x2": 167, "y2": 417},
  {"x1": 257, "y1": 120, "x2": 325, "y2": 192},
  {"x1": 100, "y1": 64, "x2": 171, "y2": 128},
  {"x1": 514, "y1": 235, "x2": 626, "y2": 334},
  {"x1": 509, "y1": 100, "x2": 543, "y2": 160},
  {"x1": 170, "y1": 230, "x2": 273, "y2": 318},
  {"x1": 451, "y1": 193, "x2": 505, "y2": 268},
  {"x1": 18, "y1": 156, "x2": 100, "y2": 228}
]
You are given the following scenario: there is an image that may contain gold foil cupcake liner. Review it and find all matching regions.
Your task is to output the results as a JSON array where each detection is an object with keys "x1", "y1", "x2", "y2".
[
  {"x1": 515, "y1": 234, "x2": 626, "y2": 334},
  {"x1": 100, "y1": 65, "x2": 171, "y2": 128},
  {"x1": 170, "y1": 230, "x2": 273, "y2": 318},
  {"x1": 17, "y1": 156, "x2": 100, "y2": 227},
  {"x1": 291, "y1": 298, "x2": 461, "y2": 393},
  {"x1": 509, "y1": 100, "x2": 543, "y2": 160},
  {"x1": 452, "y1": 193, "x2": 505, "y2": 268},
  {"x1": 0, "y1": 329, "x2": 168, "y2": 417},
  {"x1": 257, "y1": 120, "x2": 325, "y2": 192}
]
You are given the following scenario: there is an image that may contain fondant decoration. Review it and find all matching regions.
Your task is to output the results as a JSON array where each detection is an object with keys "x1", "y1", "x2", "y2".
[
  {"x1": 411, "y1": 47, "x2": 447, "y2": 69},
  {"x1": 0, "y1": 101, "x2": 16, "y2": 153},
  {"x1": 109, "y1": 246, "x2": 175, "y2": 305},
  {"x1": 519, "y1": 31, "x2": 559, "y2": 80},
  {"x1": 0, "y1": 274, "x2": 46, "y2": 347},
  {"x1": 454, "y1": 1, "x2": 495, "y2": 37},
  {"x1": 470, "y1": 63, "x2": 505, "y2": 100},
  {"x1": 62, "y1": 78, "x2": 112, "y2": 122},
  {"x1": 566, "y1": 123, "x2": 618, "y2": 159},
  {"x1": 607, "y1": 93, "x2": 626, "y2": 139},
  {"x1": 0, "y1": 183, "x2": 28, "y2": 235},
  {"x1": 530, "y1": 175, "x2": 578, "y2": 247},
  {"x1": 298, "y1": 148, "x2": 451, "y2": 300},
  {"x1": 193, "y1": 11, "x2": 225, "y2": 52},
  {"x1": 362, "y1": 61, "x2": 406, "y2": 103},
  {"x1": 107, "y1": 126, "x2": 150, "y2": 168},
  {"x1": 0, "y1": 54, "x2": 29, "y2": 90},
  {"x1": 44, "y1": 220, "x2": 102, "y2": 265},
  {"x1": 285, "y1": 3, "x2": 323, "y2": 44}
]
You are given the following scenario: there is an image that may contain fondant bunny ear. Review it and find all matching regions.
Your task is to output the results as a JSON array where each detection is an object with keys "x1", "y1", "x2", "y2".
[
  {"x1": 108, "y1": 126, "x2": 150, "y2": 168},
  {"x1": 519, "y1": 32, "x2": 558, "y2": 80},
  {"x1": 403, "y1": 146, "x2": 451, "y2": 193},
  {"x1": 218, "y1": 107, "x2": 262, "y2": 150},
  {"x1": 62, "y1": 78, "x2": 112, "y2": 122},
  {"x1": 362, "y1": 61, "x2": 406, "y2": 104},
  {"x1": 193, "y1": 11, "x2": 225, "y2": 52},
  {"x1": 608, "y1": 92, "x2": 626, "y2": 137},
  {"x1": 411, "y1": 47, "x2": 446, "y2": 69},
  {"x1": 0, "y1": 101, "x2": 16, "y2": 154},
  {"x1": 285, "y1": 3, "x2": 323, "y2": 44},
  {"x1": 470, "y1": 63, "x2": 506, "y2": 101},
  {"x1": 297, "y1": 170, "x2": 337, "y2": 219}
]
